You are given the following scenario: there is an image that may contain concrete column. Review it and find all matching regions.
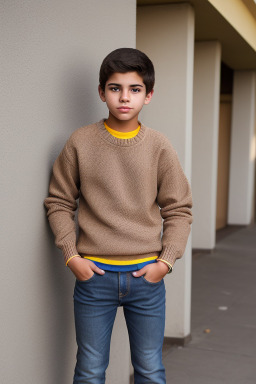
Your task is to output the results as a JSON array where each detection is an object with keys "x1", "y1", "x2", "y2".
[
  {"x1": 192, "y1": 42, "x2": 221, "y2": 249},
  {"x1": 137, "y1": 3, "x2": 194, "y2": 340},
  {"x1": 228, "y1": 71, "x2": 256, "y2": 225}
]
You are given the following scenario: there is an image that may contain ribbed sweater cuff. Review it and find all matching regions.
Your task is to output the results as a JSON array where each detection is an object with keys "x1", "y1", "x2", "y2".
[
  {"x1": 158, "y1": 245, "x2": 182, "y2": 266},
  {"x1": 62, "y1": 241, "x2": 79, "y2": 264}
]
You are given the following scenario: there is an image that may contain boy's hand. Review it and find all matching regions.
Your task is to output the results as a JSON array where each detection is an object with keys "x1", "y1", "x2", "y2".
[
  {"x1": 132, "y1": 260, "x2": 169, "y2": 283},
  {"x1": 67, "y1": 257, "x2": 105, "y2": 281}
]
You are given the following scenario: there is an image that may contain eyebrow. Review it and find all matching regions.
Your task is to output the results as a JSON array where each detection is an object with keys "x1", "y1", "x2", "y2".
[{"x1": 107, "y1": 83, "x2": 144, "y2": 87}]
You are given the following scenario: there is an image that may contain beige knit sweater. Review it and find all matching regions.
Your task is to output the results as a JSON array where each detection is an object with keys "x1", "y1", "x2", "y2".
[{"x1": 44, "y1": 119, "x2": 193, "y2": 266}]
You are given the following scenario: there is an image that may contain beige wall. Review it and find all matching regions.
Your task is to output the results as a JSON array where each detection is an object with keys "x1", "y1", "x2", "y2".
[
  {"x1": 0, "y1": 1, "x2": 136, "y2": 383},
  {"x1": 192, "y1": 41, "x2": 221, "y2": 249},
  {"x1": 137, "y1": 3, "x2": 194, "y2": 339},
  {"x1": 228, "y1": 71, "x2": 256, "y2": 225}
]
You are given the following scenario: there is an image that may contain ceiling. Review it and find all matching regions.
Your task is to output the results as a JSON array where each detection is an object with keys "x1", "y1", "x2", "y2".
[{"x1": 137, "y1": 0, "x2": 256, "y2": 69}]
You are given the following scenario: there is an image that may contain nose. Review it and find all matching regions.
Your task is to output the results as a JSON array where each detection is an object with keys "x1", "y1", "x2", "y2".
[{"x1": 120, "y1": 90, "x2": 129, "y2": 103}]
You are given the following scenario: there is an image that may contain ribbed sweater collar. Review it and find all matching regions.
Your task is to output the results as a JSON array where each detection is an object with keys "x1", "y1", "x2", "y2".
[{"x1": 96, "y1": 119, "x2": 147, "y2": 147}]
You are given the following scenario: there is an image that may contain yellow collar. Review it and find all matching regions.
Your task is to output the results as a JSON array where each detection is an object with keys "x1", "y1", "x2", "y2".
[{"x1": 104, "y1": 122, "x2": 140, "y2": 139}]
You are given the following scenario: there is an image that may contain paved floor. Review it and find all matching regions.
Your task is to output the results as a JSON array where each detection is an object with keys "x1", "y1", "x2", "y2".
[{"x1": 163, "y1": 224, "x2": 256, "y2": 384}]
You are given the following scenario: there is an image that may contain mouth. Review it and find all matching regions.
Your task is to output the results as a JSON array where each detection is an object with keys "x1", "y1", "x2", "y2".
[{"x1": 118, "y1": 107, "x2": 132, "y2": 112}]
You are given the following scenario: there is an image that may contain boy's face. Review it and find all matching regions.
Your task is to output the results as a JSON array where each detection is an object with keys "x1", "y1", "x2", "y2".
[{"x1": 98, "y1": 72, "x2": 153, "y2": 128}]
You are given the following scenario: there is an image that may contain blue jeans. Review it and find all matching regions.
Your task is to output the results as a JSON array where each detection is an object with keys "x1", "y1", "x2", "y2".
[{"x1": 73, "y1": 271, "x2": 166, "y2": 384}]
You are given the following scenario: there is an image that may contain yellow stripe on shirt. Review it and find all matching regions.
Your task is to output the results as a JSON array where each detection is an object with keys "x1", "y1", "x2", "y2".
[
  {"x1": 104, "y1": 122, "x2": 140, "y2": 139},
  {"x1": 83, "y1": 255, "x2": 158, "y2": 265}
]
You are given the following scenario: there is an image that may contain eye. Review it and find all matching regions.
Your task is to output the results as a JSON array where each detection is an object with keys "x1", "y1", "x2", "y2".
[
  {"x1": 110, "y1": 87, "x2": 120, "y2": 92},
  {"x1": 131, "y1": 88, "x2": 141, "y2": 93}
]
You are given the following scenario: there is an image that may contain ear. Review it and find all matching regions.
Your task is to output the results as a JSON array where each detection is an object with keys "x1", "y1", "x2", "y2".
[
  {"x1": 98, "y1": 85, "x2": 106, "y2": 102},
  {"x1": 144, "y1": 89, "x2": 154, "y2": 105}
]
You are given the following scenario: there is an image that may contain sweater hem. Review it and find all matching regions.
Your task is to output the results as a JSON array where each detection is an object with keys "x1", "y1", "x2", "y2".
[
  {"x1": 62, "y1": 242, "x2": 79, "y2": 264},
  {"x1": 158, "y1": 245, "x2": 182, "y2": 266},
  {"x1": 80, "y1": 251, "x2": 160, "y2": 262}
]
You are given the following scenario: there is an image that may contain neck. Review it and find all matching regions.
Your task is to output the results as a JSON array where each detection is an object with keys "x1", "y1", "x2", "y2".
[{"x1": 106, "y1": 114, "x2": 139, "y2": 132}]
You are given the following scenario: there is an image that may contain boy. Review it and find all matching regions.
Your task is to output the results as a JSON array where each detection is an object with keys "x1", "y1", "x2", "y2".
[{"x1": 45, "y1": 48, "x2": 192, "y2": 384}]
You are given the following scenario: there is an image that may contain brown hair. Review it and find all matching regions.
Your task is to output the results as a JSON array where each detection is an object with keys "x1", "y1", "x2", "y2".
[{"x1": 99, "y1": 48, "x2": 155, "y2": 94}]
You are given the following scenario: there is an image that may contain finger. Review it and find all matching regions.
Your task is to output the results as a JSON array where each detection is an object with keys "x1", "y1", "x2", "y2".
[
  {"x1": 132, "y1": 266, "x2": 147, "y2": 277},
  {"x1": 90, "y1": 263, "x2": 105, "y2": 275}
]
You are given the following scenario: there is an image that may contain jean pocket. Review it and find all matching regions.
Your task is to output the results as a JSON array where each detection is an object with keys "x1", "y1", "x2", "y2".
[
  {"x1": 141, "y1": 275, "x2": 163, "y2": 285},
  {"x1": 76, "y1": 273, "x2": 96, "y2": 283}
]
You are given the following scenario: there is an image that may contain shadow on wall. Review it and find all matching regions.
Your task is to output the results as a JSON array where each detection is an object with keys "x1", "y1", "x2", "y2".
[
  {"x1": 60, "y1": 60, "x2": 104, "y2": 133},
  {"x1": 42, "y1": 63, "x2": 101, "y2": 383},
  {"x1": 46, "y1": 61, "x2": 104, "y2": 164},
  {"x1": 43, "y1": 209, "x2": 76, "y2": 383}
]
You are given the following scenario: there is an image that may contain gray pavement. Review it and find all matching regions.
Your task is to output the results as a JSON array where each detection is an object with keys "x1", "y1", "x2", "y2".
[{"x1": 163, "y1": 224, "x2": 256, "y2": 384}]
